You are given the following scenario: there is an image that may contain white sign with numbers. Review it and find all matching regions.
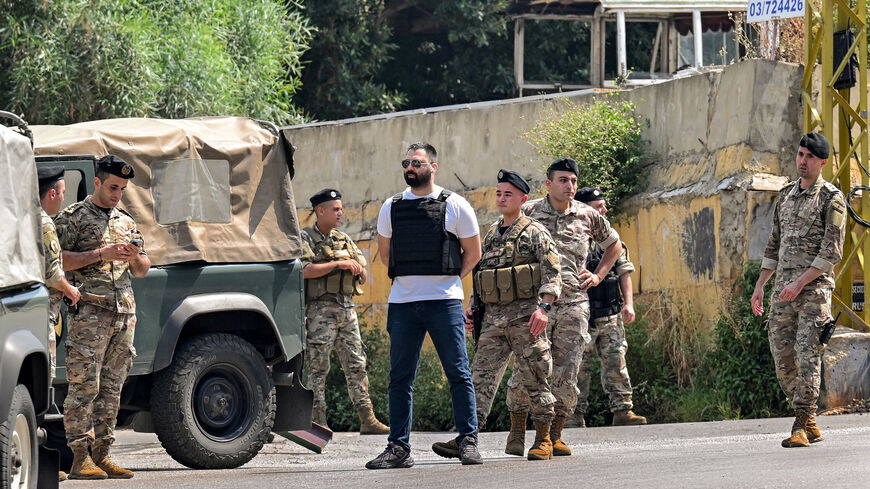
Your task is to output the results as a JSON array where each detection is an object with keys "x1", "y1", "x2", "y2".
[{"x1": 747, "y1": 0, "x2": 805, "y2": 22}]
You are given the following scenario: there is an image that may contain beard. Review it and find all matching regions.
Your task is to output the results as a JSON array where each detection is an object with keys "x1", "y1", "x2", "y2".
[{"x1": 404, "y1": 169, "x2": 432, "y2": 188}]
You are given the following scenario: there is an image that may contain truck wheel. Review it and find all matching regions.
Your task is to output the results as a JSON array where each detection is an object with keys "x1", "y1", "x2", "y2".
[
  {"x1": 151, "y1": 333, "x2": 275, "y2": 469},
  {"x1": 1, "y1": 385, "x2": 37, "y2": 489}
]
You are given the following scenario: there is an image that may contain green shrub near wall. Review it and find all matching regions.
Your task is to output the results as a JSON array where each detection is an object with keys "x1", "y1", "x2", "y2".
[{"x1": 320, "y1": 262, "x2": 787, "y2": 431}]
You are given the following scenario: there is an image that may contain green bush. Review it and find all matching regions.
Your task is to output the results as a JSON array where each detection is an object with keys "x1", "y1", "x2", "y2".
[
  {"x1": 524, "y1": 97, "x2": 648, "y2": 213},
  {"x1": 0, "y1": 0, "x2": 312, "y2": 124}
]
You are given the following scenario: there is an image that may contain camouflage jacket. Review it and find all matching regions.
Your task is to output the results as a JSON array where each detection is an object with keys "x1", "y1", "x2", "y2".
[
  {"x1": 523, "y1": 195, "x2": 619, "y2": 303},
  {"x1": 41, "y1": 209, "x2": 64, "y2": 288},
  {"x1": 54, "y1": 197, "x2": 146, "y2": 313},
  {"x1": 301, "y1": 224, "x2": 366, "y2": 307},
  {"x1": 762, "y1": 177, "x2": 846, "y2": 292},
  {"x1": 480, "y1": 215, "x2": 562, "y2": 302}
]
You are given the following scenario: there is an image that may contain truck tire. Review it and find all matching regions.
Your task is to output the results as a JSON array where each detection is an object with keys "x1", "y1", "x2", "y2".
[
  {"x1": 151, "y1": 333, "x2": 276, "y2": 469},
  {"x1": 1, "y1": 385, "x2": 37, "y2": 489}
]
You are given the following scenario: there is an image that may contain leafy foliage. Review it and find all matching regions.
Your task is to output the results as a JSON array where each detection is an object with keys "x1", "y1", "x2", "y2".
[
  {"x1": 524, "y1": 97, "x2": 649, "y2": 213},
  {"x1": 0, "y1": 0, "x2": 312, "y2": 124}
]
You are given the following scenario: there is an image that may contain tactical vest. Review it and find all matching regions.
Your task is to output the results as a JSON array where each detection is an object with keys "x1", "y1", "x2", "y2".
[
  {"x1": 474, "y1": 216, "x2": 542, "y2": 304},
  {"x1": 304, "y1": 226, "x2": 364, "y2": 300},
  {"x1": 586, "y1": 242, "x2": 622, "y2": 319},
  {"x1": 388, "y1": 190, "x2": 462, "y2": 278}
]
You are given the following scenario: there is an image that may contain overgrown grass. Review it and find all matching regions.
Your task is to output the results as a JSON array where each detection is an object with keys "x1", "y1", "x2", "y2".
[{"x1": 321, "y1": 263, "x2": 788, "y2": 431}]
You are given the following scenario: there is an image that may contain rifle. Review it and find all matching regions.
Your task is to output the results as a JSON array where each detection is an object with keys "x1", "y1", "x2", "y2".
[{"x1": 471, "y1": 265, "x2": 485, "y2": 345}]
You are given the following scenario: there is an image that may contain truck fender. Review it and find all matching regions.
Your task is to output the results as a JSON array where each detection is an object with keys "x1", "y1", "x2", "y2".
[
  {"x1": 152, "y1": 292, "x2": 286, "y2": 372},
  {"x1": 0, "y1": 329, "x2": 49, "y2": 421}
]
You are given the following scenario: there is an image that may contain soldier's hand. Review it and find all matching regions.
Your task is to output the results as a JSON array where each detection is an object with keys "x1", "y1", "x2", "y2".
[
  {"x1": 622, "y1": 304, "x2": 635, "y2": 324},
  {"x1": 464, "y1": 307, "x2": 474, "y2": 332},
  {"x1": 778, "y1": 281, "x2": 804, "y2": 302},
  {"x1": 63, "y1": 283, "x2": 81, "y2": 305},
  {"x1": 337, "y1": 260, "x2": 363, "y2": 276},
  {"x1": 578, "y1": 269, "x2": 601, "y2": 290},
  {"x1": 750, "y1": 286, "x2": 765, "y2": 315},
  {"x1": 100, "y1": 244, "x2": 133, "y2": 261},
  {"x1": 528, "y1": 308, "x2": 548, "y2": 335}
]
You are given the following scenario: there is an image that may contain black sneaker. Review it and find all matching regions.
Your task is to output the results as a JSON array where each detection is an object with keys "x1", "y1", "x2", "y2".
[
  {"x1": 365, "y1": 442, "x2": 415, "y2": 469},
  {"x1": 432, "y1": 438, "x2": 460, "y2": 459},
  {"x1": 458, "y1": 435, "x2": 483, "y2": 465}
]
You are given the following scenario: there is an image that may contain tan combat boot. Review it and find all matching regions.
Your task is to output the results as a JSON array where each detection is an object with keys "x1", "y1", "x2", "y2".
[
  {"x1": 550, "y1": 415, "x2": 571, "y2": 456},
  {"x1": 565, "y1": 412, "x2": 586, "y2": 428},
  {"x1": 805, "y1": 414, "x2": 824, "y2": 444},
  {"x1": 527, "y1": 421, "x2": 553, "y2": 461},
  {"x1": 357, "y1": 404, "x2": 390, "y2": 435},
  {"x1": 68, "y1": 445, "x2": 107, "y2": 480},
  {"x1": 781, "y1": 410, "x2": 810, "y2": 448},
  {"x1": 612, "y1": 410, "x2": 647, "y2": 426},
  {"x1": 58, "y1": 471, "x2": 67, "y2": 481},
  {"x1": 92, "y1": 439, "x2": 134, "y2": 479},
  {"x1": 505, "y1": 411, "x2": 527, "y2": 456}
]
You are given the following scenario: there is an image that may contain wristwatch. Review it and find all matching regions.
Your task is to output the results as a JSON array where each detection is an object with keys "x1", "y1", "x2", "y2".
[{"x1": 538, "y1": 302, "x2": 551, "y2": 312}]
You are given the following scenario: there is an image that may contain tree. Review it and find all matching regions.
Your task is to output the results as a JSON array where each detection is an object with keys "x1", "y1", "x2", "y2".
[{"x1": 0, "y1": 0, "x2": 312, "y2": 125}]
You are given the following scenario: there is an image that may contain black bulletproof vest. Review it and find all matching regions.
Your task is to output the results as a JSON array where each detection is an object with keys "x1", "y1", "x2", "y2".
[
  {"x1": 586, "y1": 242, "x2": 623, "y2": 319},
  {"x1": 388, "y1": 190, "x2": 462, "y2": 278}
]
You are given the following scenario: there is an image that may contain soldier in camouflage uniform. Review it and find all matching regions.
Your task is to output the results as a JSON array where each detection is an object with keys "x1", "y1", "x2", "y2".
[
  {"x1": 572, "y1": 187, "x2": 646, "y2": 428},
  {"x1": 55, "y1": 156, "x2": 150, "y2": 479},
  {"x1": 751, "y1": 132, "x2": 846, "y2": 448},
  {"x1": 505, "y1": 158, "x2": 622, "y2": 457},
  {"x1": 432, "y1": 169, "x2": 561, "y2": 461},
  {"x1": 302, "y1": 188, "x2": 388, "y2": 435},
  {"x1": 37, "y1": 166, "x2": 81, "y2": 381},
  {"x1": 38, "y1": 166, "x2": 81, "y2": 483}
]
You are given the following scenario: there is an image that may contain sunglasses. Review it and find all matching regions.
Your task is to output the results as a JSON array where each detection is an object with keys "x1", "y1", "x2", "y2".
[{"x1": 401, "y1": 159, "x2": 432, "y2": 169}]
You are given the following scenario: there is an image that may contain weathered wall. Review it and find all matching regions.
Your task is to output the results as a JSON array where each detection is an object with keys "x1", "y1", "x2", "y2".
[{"x1": 283, "y1": 59, "x2": 804, "y2": 327}]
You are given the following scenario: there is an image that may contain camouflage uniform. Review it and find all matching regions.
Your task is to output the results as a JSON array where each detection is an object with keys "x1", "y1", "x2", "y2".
[
  {"x1": 301, "y1": 225, "x2": 373, "y2": 411},
  {"x1": 41, "y1": 209, "x2": 64, "y2": 380},
  {"x1": 507, "y1": 197, "x2": 620, "y2": 417},
  {"x1": 472, "y1": 216, "x2": 562, "y2": 424},
  {"x1": 54, "y1": 197, "x2": 144, "y2": 451},
  {"x1": 577, "y1": 245, "x2": 636, "y2": 415},
  {"x1": 762, "y1": 177, "x2": 845, "y2": 414}
]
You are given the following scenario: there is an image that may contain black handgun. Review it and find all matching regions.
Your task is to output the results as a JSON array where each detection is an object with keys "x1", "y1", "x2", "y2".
[
  {"x1": 130, "y1": 238, "x2": 144, "y2": 248},
  {"x1": 471, "y1": 265, "x2": 485, "y2": 345},
  {"x1": 819, "y1": 312, "x2": 841, "y2": 345},
  {"x1": 63, "y1": 295, "x2": 78, "y2": 315}
]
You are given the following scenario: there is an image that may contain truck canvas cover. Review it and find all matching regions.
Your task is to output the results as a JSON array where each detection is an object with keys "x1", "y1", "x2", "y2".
[
  {"x1": 0, "y1": 125, "x2": 44, "y2": 289},
  {"x1": 31, "y1": 117, "x2": 303, "y2": 266}
]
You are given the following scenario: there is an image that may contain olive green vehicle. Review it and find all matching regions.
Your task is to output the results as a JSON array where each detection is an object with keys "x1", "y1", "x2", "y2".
[{"x1": 29, "y1": 117, "x2": 322, "y2": 471}]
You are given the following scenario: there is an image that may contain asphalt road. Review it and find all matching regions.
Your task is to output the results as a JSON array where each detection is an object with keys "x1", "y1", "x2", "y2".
[{"x1": 61, "y1": 414, "x2": 870, "y2": 488}]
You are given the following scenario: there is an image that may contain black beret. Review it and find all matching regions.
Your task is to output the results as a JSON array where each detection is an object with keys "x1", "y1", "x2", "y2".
[
  {"x1": 37, "y1": 166, "x2": 65, "y2": 185},
  {"x1": 575, "y1": 187, "x2": 605, "y2": 203},
  {"x1": 800, "y1": 132, "x2": 830, "y2": 159},
  {"x1": 547, "y1": 157, "x2": 579, "y2": 177},
  {"x1": 310, "y1": 188, "x2": 342, "y2": 207},
  {"x1": 97, "y1": 155, "x2": 135, "y2": 179},
  {"x1": 497, "y1": 169, "x2": 530, "y2": 194}
]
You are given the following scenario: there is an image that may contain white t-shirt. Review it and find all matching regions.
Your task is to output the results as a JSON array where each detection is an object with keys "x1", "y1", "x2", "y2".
[{"x1": 377, "y1": 185, "x2": 480, "y2": 303}]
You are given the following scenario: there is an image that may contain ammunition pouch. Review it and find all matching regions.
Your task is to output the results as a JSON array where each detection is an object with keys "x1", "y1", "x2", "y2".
[
  {"x1": 475, "y1": 263, "x2": 541, "y2": 304},
  {"x1": 306, "y1": 269, "x2": 363, "y2": 299}
]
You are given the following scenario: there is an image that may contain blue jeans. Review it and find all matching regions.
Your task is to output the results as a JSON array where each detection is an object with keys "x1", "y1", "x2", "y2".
[{"x1": 386, "y1": 299, "x2": 478, "y2": 449}]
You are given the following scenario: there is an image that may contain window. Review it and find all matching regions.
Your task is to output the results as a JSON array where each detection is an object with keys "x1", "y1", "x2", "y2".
[{"x1": 151, "y1": 159, "x2": 231, "y2": 225}]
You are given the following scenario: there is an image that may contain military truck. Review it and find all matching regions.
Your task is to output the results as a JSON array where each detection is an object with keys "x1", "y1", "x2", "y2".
[
  {"x1": 0, "y1": 115, "x2": 58, "y2": 489},
  {"x1": 29, "y1": 117, "x2": 320, "y2": 470}
]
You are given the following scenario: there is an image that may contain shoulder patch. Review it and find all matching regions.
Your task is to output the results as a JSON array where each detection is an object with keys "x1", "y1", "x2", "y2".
[{"x1": 61, "y1": 201, "x2": 86, "y2": 216}]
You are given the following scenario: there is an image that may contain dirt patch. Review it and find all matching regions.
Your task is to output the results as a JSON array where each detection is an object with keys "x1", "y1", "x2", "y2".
[{"x1": 820, "y1": 398, "x2": 870, "y2": 415}]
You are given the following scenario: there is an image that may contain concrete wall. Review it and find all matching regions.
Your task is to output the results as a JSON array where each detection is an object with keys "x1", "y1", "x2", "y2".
[{"x1": 283, "y1": 59, "x2": 804, "y2": 327}]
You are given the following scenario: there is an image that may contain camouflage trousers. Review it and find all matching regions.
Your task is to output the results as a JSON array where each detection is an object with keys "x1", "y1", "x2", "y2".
[
  {"x1": 507, "y1": 300, "x2": 590, "y2": 417},
  {"x1": 305, "y1": 300, "x2": 371, "y2": 410},
  {"x1": 63, "y1": 303, "x2": 135, "y2": 451},
  {"x1": 767, "y1": 286, "x2": 831, "y2": 413},
  {"x1": 472, "y1": 301, "x2": 555, "y2": 424},
  {"x1": 577, "y1": 313, "x2": 633, "y2": 414}
]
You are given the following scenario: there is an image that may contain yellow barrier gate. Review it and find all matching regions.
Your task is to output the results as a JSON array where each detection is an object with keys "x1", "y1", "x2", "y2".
[{"x1": 803, "y1": 0, "x2": 870, "y2": 330}]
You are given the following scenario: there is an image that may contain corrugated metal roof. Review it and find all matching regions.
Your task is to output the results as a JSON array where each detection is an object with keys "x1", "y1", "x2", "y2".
[{"x1": 600, "y1": 0, "x2": 746, "y2": 11}]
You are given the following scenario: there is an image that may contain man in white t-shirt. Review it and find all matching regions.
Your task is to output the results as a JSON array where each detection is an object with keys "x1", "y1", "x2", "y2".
[{"x1": 365, "y1": 142, "x2": 483, "y2": 469}]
